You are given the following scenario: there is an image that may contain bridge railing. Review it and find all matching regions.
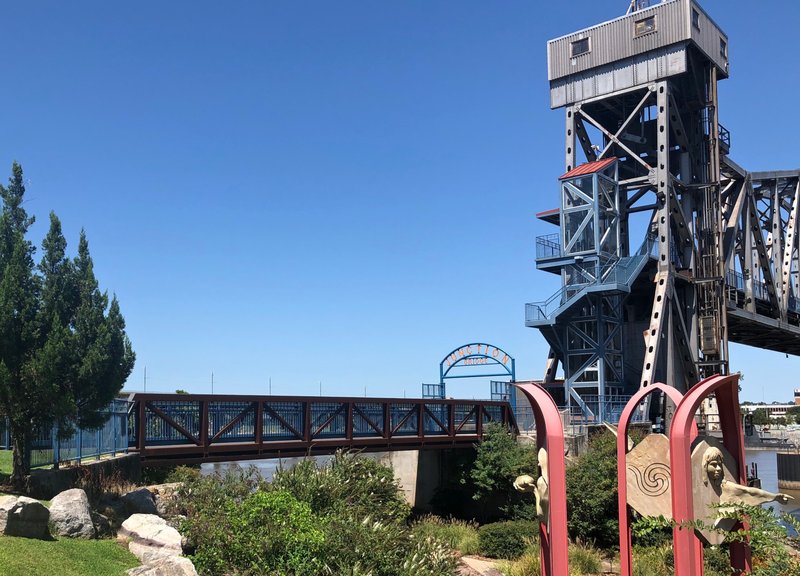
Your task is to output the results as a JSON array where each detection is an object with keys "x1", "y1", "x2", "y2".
[
  {"x1": 1, "y1": 400, "x2": 130, "y2": 468},
  {"x1": 127, "y1": 393, "x2": 516, "y2": 463}
]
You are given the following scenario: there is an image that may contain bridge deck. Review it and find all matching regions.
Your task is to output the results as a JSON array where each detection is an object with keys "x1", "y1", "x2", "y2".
[{"x1": 127, "y1": 393, "x2": 515, "y2": 465}]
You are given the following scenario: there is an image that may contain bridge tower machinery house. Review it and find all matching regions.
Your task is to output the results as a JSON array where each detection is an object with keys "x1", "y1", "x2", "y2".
[{"x1": 527, "y1": 0, "x2": 800, "y2": 422}]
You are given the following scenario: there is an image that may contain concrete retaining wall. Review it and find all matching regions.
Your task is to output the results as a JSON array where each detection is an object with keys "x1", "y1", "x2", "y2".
[{"x1": 26, "y1": 454, "x2": 141, "y2": 500}]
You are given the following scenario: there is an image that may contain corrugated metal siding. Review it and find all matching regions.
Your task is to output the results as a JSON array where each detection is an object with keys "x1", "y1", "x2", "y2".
[
  {"x1": 548, "y1": 0, "x2": 688, "y2": 81},
  {"x1": 550, "y1": 44, "x2": 687, "y2": 109},
  {"x1": 689, "y1": 1, "x2": 729, "y2": 77}
]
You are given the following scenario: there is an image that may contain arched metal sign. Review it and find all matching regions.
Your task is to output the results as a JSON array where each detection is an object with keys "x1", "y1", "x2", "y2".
[
  {"x1": 440, "y1": 342, "x2": 515, "y2": 381},
  {"x1": 423, "y1": 343, "x2": 516, "y2": 407}
]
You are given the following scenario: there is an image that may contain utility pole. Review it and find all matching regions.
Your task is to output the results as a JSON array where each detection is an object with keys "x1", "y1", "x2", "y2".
[
  {"x1": 269, "y1": 377, "x2": 272, "y2": 395},
  {"x1": 143, "y1": 366, "x2": 147, "y2": 393},
  {"x1": 211, "y1": 372, "x2": 214, "y2": 395}
]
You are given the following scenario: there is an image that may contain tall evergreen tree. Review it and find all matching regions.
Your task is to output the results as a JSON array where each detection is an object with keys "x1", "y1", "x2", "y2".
[
  {"x1": 0, "y1": 163, "x2": 41, "y2": 485},
  {"x1": 0, "y1": 163, "x2": 135, "y2": 487}
]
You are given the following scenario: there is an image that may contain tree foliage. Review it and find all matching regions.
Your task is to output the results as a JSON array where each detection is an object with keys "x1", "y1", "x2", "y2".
[
  {"x1": 173, "y1": 453, "x2": 457, "y2": 576},
  {"x1": 0, "y1": 162, "x2": 135, "y2": 486},
  {"x1": 786, "y1": 405, "x2": 800, "y2": 425},
  {"x1": 469, "y1": 423, "x2": 537, "y2": 521},
  {"x1": 751, "y1": 408, "x2": 770, "y2": 426},
  {"x1": 565, "y1": 429, "x2": 619, "y2": 548}
]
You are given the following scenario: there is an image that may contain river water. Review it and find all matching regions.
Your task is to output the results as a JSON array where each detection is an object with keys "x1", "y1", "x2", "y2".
[{"x1": 745, "y1": 450, "x2": 800, "y2": 518}]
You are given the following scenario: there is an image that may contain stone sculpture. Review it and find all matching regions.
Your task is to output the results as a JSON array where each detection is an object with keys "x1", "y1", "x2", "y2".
[
  {"x1": 691, "y1": 438, "x2": 793, "y2": 544},
  {"x1": 703, "y1": 445, "x2": 792, "y2": 509},
  {"x1": 513, "y1": 447, "x2": 550, "y2": 522},
  {"x1": 624, "y1": 433, "x2": 672, "y2": 519}
]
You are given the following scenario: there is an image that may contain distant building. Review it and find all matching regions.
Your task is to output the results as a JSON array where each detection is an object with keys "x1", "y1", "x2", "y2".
[
  {"x1": 700, "y1": 395, "x2": 797, "y2": 430},
  {"x1": 740, "y1": 403, "x2": 796, "y2": 419}
]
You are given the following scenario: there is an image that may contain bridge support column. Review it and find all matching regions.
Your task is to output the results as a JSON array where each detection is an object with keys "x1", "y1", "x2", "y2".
[{"x1": 380, "y1": 449, "x2": 443, "y2": 510}]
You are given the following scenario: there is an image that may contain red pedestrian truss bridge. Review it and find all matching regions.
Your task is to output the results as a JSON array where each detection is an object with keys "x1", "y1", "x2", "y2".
[{"x1": 127, "y1": 393, "x2": 517, "y2": 465}]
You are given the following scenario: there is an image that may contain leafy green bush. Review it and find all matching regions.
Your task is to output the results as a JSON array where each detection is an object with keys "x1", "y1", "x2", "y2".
[
  {"x1": 469, "y1": 424, "x2": 537, "y2": 522},
  {"x1": 722, "y1": 503, "x2": 800, "y2": 576},
  {"x1": 478, "y1": 520, "x2": 537, "y2": 559},
  {"x1": 702, "y1": 546, "x2": 730, "y2": 576},
  {"x1": 172, "y1": 452, "x2": 457, "y2": 576},
  {"x1": 631, "y1": 514, "x2": 673, "y2": 548},
  {"x1": 217, "y1": 490, "x2": 324, "y2": 575},
  {"x1": 270, "y1": 451, "x2": 410, "y2": 523},
  {"x1": 565, "y1": 429, "x2": 619, "y2": 548},
  {"x1": 411, "y1": 515, "x2": 480, "y2": 555}
]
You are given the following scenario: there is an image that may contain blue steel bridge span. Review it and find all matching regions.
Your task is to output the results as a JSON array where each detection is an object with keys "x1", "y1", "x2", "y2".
[{"x1": 127, "y1": 393, "x2": 516, "y2": 465}]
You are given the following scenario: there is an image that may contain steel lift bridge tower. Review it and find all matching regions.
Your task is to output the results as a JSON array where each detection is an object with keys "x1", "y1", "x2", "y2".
[{"x1": 526, "y1": 0, "x2": 800, "y2": 423}]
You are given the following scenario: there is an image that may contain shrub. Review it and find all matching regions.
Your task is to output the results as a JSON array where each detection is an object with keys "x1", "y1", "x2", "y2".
[
  {"x1": 173, "y1": 452, "x2": 457, "y2": 576},
  {"x1": 702, "y1": 546, "x2": 729, "y2": 576},
  {"x1": 632, "y1": 545, "x2": 673, "y2": 576},
  {"x1": 219, "y1": 490, "x2": 324, "y2": 576},
  {"x1": 411, "y1": 514, "x2": 480, "y2": 555},
  {"x1": 271, "y1": 451, "x2": 411, "y2": 524},
  {"x1": 322, "y1": 515, "x2": 456, "y2": 576},
  {"x1": 478, "y1": 520, "x2": 538, "y2": 559},
  {"x1": 565, "y1": 429, "x2": 619, "y2": 548},
  {"x1": 722, "y1": 503, "x2": 800, "y2": 576},
  {"x1": 74, "y1": 466, "x2": 135, "y2": 503},
  {"x1": 470, "y1": 423, "x2": 537, "y2": 522},
  {"x1": 568, "y1": 540, "x2": 603, "y2": 575},
  {"x1": 499, "y1": 541, "x2": 542, "y2": 576},
  {"x1": 630, "y1": 514, "x2": 673, "y2": 548}
]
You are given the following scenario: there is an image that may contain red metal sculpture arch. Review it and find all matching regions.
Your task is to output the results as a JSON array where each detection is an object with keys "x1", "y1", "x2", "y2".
[
  {"x1": 616, "y1": 383, "x2": 698, "y2": 576},
  {"x1": 514, "y1": 382, "x2": 569, "y2": 576},
  {"x1": 669, "y1": 374, "x2": 749, "y2": 576}
]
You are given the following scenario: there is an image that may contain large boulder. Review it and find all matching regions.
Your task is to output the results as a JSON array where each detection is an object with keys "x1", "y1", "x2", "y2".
[
  {"x1": 91, "y1": 510, "x2": 113, "y2": 538},
  {"x1": 147, "y1": 483, "x2": 181, "y2": 517},
  {"x1": 122, "y1": 488, "x2": 158, "y2": 515},
  {"x1": 118, "y1": 514, "x2": 182, "y2": 562},
  {"x1": 49, "y1": 488, "x2": 96, "y2": 539},
  {"x1": 0, "y1": 495, "x2": 50, "y2": 539},
  {"x1": 126, "y1": 556, "x2": 198, "y2": 576}
]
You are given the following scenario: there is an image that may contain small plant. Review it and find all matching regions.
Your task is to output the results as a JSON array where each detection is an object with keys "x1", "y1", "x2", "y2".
[
  {"x1": 632, "y1": 545, "x2": 673, "y2": 576},
  {"x1": 478, "y1": 520, "x2": 538, "y2": 559},
  {"x1": 631, "y1": 514, "x2": 674, "y2": 547},
  {"x1": 75, "y1": 466, "x2": 135, "y2": 503},
  {"x1": 568, "y1": 540, "x2": 602, "y2": 575},
  {"x1": 411, "y1": 514, "x2": 480, "y2": 555},
  {"x1": 499, "y1": 541, "x2": 542, "y2": 576}
]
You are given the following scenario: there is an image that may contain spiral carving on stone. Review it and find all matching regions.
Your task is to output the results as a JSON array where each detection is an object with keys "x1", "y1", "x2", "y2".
[{"x1": 628, "y1": 462, "x2": 670, "y2": 497}]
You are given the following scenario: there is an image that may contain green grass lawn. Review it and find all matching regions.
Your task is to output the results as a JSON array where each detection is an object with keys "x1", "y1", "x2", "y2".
[{"x1": 0, "y1": 536, "x2": 139, "y2": 576}]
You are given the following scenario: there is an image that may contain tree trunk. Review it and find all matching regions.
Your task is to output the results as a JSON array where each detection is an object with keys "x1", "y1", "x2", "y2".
[{"x1": 10, "y1": 427, "x2": 30, "y2": 491}]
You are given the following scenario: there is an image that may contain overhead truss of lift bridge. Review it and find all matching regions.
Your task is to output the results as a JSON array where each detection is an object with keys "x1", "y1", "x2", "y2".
[{"x1": 525, "y1": 0, "x2": 800, "y2": 423}]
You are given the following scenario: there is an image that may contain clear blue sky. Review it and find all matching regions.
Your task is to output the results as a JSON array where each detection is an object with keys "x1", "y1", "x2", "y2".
[{"x1": 2, "y1": 1, "x2": 798, "y2": 402}]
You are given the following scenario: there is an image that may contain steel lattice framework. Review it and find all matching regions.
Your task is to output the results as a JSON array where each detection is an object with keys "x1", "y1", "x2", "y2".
[{"x1": 526, "y1": 0, "x2": 799, "y2": 422}]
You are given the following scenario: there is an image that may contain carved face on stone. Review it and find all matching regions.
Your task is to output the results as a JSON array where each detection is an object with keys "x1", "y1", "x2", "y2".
[{"x1": 703, "y1": 447, "x2": 725, "y2": 486}]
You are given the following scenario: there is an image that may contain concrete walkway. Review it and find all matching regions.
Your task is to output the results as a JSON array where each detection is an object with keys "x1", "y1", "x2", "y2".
[{"x1": 458, "y1": 556, "x2": 503, "y2": 576}]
